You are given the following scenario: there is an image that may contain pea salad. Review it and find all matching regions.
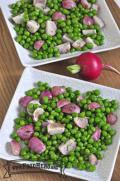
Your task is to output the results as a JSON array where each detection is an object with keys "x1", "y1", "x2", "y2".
[
  {"x1": 9, "y1": 81, "x2": 118, "y2": 172},
  {"x1": 10, "y1": 0, "x2": 105, "y2": 60}
]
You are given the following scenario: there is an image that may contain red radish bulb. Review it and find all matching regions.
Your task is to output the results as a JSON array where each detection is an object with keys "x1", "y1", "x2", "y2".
[
  {"x1": 67, "y1": 52, "x2": 120, "y2": 80},
  {"x1": 62, "y1": 0, "x2": 76, "y2": 9}
]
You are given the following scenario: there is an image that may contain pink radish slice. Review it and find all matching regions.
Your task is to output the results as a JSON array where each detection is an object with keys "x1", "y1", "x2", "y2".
[
  {"x1": 28, "y1": 137, "x2": 46, "y2": 153},
  {"x1": 17, "y1": 125, "x2": 34, "y2": 140},
  {"x1": 83, "y1": 16, "x2": 94, "y2": 26},
  {"x1": 47, "y1": 122, "x2": 65, "y2": 135},
  {"x1": 52, "y1": 12, "x2": 66, "y2": 21},
  {"x1": 80, "y1": 0, "x2": 91, "y2": 9},
  {"x1": 89, "y1": 154, "x2": 98, "y2": 165},
  {"x1": 88, "y1": 102, "x2": 101, "y2": 110},
  {"x1": 51, "y1": 86, "x2": 66, "y2": 96},
  {"x1": 107, "y1": 113, "x2": 117, "y2": 125},
  {"x1": 46, "y1": 20, "x2": 57, "y2": 36},
  {"x1": 57, "y1": 99, "x2": 70, "y2": 108},
  {"x1": 67, "y1": 52, "x2": 120, "y2": 81},
  {"x1": 62, "y1": 103, "x2": 80, "y2": 114},
  {"x1": 77, "y1": 95, "x2": 84, "y2": 102},
  {"x1": 34, "y1": 40, "x2": 44, "y2": 50},
  {"x1": 40, "y1": 90, "x2": 52, "y2": 102},
  {"x1": 92, "y1": 127, "x2": 101, "y2": 141},
  {"x1": 74, "y1": 117, "x2": 88, "y2": 128},
  {"x1": 59, "y1": 139, "x2": 76, "y2": 155},
  {"x1": 62, "y1": 0, "x2": 76, "y2": 9},
  {"x1": 19, "y1": 96, "x2": 33, "y2": 107},
  {"x1": 33, "y1": 108, "x2": 44, "y2": 122},
  {"x1": 42, "y1": 120, "x2": 54, "y2": 128},
  {"x1": 10, "y1": 140, "x2": 21, "y2": 156}
]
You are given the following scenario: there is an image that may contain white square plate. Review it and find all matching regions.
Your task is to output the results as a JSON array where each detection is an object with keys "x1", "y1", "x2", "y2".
[
  {"x1": 0, "y1": 0, "x2": 120, "y2": 67},
  {"x1": 0, "y1": 68, "x2": 120, "y2": 181}
]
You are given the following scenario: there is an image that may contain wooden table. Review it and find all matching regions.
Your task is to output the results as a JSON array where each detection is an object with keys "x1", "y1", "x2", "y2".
[{"x1": 0, "y1": 0, "x2": 120, "y2": 180}]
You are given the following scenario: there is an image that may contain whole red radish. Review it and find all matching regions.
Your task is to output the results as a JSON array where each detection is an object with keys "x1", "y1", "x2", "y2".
[{"x1": 67, "y1": 52, "x2": 120, "y2": 80}]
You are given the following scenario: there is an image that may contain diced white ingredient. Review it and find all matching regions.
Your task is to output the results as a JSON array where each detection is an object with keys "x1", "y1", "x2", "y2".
[
  {"x1": 93, "y1": 16, "x2": 105, "y2": 28},
  {"x1": 86, "y1": 37, "x2": 97, "y2": 48},
  {"x1": 33, "y1": 108, "x2": 44, "y2": 122},
  {"x1": 43, "y1": 7, "x2": 50, "y2": 14},
  {"x1": 92, "y1": 4, "x2": 99, "y2": 11},
  {"x1": 47, "y1": 122, "x2": 65, "y2": 135},
  {"x1": 82, "y1": 29, "x2": 96, "y2": 35},
  {"x1": 72, "y1": 39, "x2": 86, "y2": 48},
  {"x1": 27, "y1": 20, "x2": 40, "y2": 33},
  {"x1": 33, "y1": 0, "x2": 47, "y2": 8},
  {"x1": 46, "y1": 20, "x2": 57, "y2": 36},
  {"x1": 59, "y1": 139, "x2": 76, "y2": 155},
  {"x1": 12, "y1": 13, "x2": 24, "y2": 24},
  {"x1": 56, "y1": 42, "x2": 71, "y2": 54},
  {"x1": 62, "y1": 34, "x2": 73, "y2": 43}
]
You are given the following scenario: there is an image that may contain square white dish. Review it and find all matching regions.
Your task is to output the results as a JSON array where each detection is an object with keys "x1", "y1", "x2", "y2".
[
  {"x1": 0, "y1": 67, "x2": 120, "y2": 181},
  {"x1": 0, "y1": 0, "x2": 120, "y2": 67}
]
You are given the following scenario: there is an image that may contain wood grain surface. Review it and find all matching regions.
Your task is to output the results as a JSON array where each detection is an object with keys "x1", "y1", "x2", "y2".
[{"x1": 0, "y1": 0, "x2": 120, "y2": 181}]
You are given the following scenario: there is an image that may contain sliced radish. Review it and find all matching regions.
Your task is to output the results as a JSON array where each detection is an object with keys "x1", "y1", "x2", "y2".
[
  {"x1": 59, "y1": 139, "x2": 76, "y2": 155},
  {"x1": 57, "y1": 99, "x2": 70, "y2": 108},
  {"x1": 17, "y1": 125, "x2": 34, "y2": 140},
  {"x1": 62, "y1": 0, "x2": 76, "y2": 9},
  {"x1": 82, "y1": 29, "x2": 96, "y2": 35},
  {"x1": 19, "y1": 96, "x2": 33, "y2": 107},
  {"x1": 10, "y1": 140, "x2": 21, "y2": 156},
  {"x1": 89, "y1": 154, "x2": 98, "y2": 165},
  {"x1": 92, "y1": 4, "x2": 99, "y2": 11},
  {"x1": 12, "y1": 13, "x2": 24, "y2": 24},
  {"x1": 80, "y1": 0, "x2": 91, "y2": 9},
  {"x1": 62, "y1": 103, "x2": 80, "y2": 114},
  {"x1": 28, "y1": 137, "x2": 46, "y2": 153},
  {"x1": 77, "y1": 95, "x2": 84, "y2": 102},
  {"x1": 33, "y1": 0, "x2": 47, "y2": 8},
  {"x1": 56, "y1": 42, "x2": 71, "y2": 54},
  {"x1": 93, "y1": 16, "x2": 105, "y2": 28},
  {"x1": 51, "y1": 86, "x2": 66, "y2": 96},
  {"x1": 107, "y1": 113, "x2": 117, "y2": 125},
  {"x1": 52, "y1": 12, "x2": 66, "y2": 21},
  {"x1": 27, "y1": 20, "x2": 40, "y2": 33},
  {"x1": 62, "y1": 34, "x2": 73, "y2": 43},
  {"x1": 83, "y1": 16, "x2": 94, "y2": 26},
  {"x1": 74, "y1": 117, "x2": 88, "y2": 128},
  {"x1": 72, "y1": 39, "x2": 86, "y2": 49},
  {"x1": 33, "y1": 108, "x2": 44, "y2": 122},
  {"x1": 40, "y1": 90, "x2": 52, "y2": 102},
  {"x1": 88, "y1": 102, "x2": 101, "y2": 110},
  {"x1": 47, "y1": 122, "x2": 65, "y2": 135},
  {"x1": 42, "y1": 120, "x2": 54, "y2": 128},
  {"x1": 34, "y1": 40, "x2": 44, "y2": 50},
  {"x1": 92, "y1": 127, "x2": 101, "y2": 141},
  {"x1": 46, "y1": 20, "x2": 57, "y2": 36}
]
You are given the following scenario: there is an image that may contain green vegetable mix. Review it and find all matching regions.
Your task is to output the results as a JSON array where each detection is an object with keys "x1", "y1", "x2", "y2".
[
  {"x1": 10, "y1": 81, "x2": 118, "y2": 172},
  {"x1": 10, "y1": 0, "x2": 105, "y2": 60}
]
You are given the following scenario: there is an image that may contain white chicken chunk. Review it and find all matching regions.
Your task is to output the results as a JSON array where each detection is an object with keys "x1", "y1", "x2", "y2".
[
  {"x1": 46, "y1": 20, "x2": 57, "y2": 36},
  {"x1": 47, "y1": 122, "x2": 65, "y2": 135},
  {"x1": 59, "y1": 139, "x2": 76, "y2": 155},
  {"x1": 12, "y1": 13, "x2": 24, "y2": 24},
  {"x1": 72, "y1": 39, "x2": 86, "y2": 49},
  {"x1": 56, "y1": 42, "x2": 71, "y2": 54},
  {"x1": 27, "y1": 20, "x2": 40, "y2": 33}
]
